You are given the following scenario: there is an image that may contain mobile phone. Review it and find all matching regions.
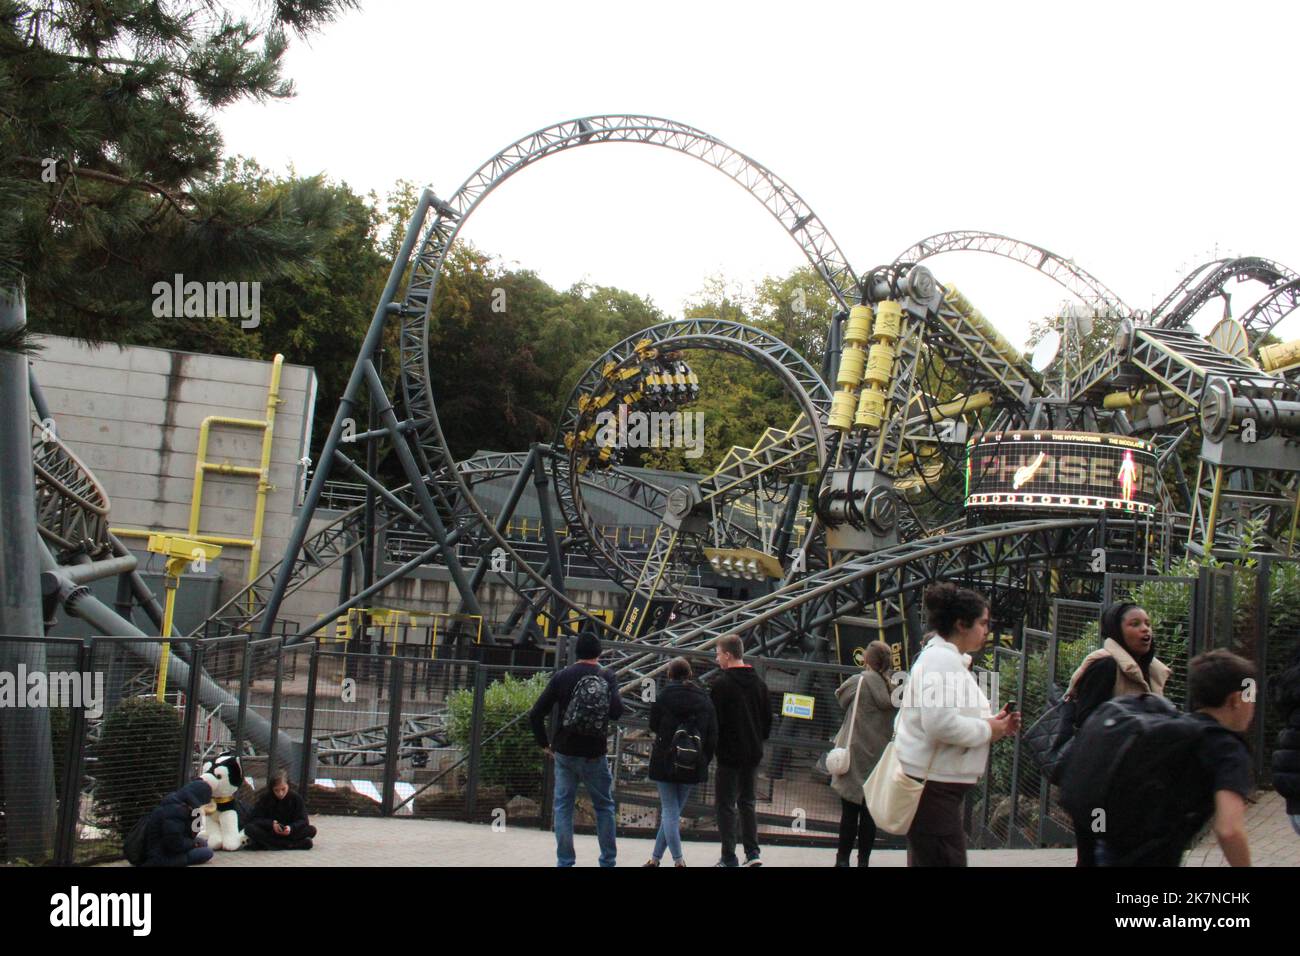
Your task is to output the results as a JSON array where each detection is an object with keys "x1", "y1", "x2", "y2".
[{"x1": 1004, "y1": 700, "x2": 1018, "y2": 712}]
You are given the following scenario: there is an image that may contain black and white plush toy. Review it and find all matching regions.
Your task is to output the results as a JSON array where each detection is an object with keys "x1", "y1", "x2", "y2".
[{"x1": 199, "y1": 752, "x2": 246, "y2": 851}]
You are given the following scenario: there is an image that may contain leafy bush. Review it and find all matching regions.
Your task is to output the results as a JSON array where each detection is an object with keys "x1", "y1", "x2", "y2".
[
  {"x1": 92, "y1": 697, "x2": 184, "y2": 839},
  {"x1": 446, "y1": 673, "x2": 549, "y2": 798}
]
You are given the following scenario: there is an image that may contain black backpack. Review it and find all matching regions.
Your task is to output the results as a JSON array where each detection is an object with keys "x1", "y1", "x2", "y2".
[
  {"x1": 668, "y1": 720, "x2": 703, "y2": 776},
  {"x1": 123, "y1": 812, "x2": 150, "y2": 866},
  {"x1": 1059, "y1": 694, "x2": 1212, "y2": 858},
  {"x1": 563, "y1": 672, "x2": 612, "y2": 737}
]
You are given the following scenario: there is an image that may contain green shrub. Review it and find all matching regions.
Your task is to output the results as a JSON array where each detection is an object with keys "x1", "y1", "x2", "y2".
[
  {"x1": 446, "y1": 673, "x2": 549, "y2": 798},
  {"x1": 92, "y1": 697, "x2": 183, "y2": 839}
]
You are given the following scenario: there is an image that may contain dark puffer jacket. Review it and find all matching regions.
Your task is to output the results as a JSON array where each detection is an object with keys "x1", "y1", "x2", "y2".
[
  {"x1": 144, "y1": 779, "x2": 212, "y2": 867},
  {"x1": 648, "y1": 680, "x2": 718, "y2": 783},
  {"x1": 1271, "y1": 659, "x2": 1300, "y2": 814}
]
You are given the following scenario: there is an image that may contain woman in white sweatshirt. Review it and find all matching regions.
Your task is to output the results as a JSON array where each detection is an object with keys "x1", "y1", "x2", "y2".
[{"x1": 894, "y1": 583, "x2": 1020, "y2": 866}]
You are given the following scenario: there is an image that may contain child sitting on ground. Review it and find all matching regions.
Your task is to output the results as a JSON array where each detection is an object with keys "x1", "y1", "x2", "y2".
[{"x1": 245, "y1": 771, "x2": 317, "y2": 850}]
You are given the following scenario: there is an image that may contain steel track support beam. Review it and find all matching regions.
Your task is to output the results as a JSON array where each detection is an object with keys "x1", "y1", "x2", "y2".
[
  {"x1": 258, "y1": 189, "x2": 435, "y2": 638},
  {"x1": 361, "y1": 360, "x2": 484, "y2": 621},
  {"x1": 0, "y1": 284, "x2": 57, "y2": 861}
]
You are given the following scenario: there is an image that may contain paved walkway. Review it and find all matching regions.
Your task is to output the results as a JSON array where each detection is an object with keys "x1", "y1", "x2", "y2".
[
  {"x1": 1185, "y1": 790, "x2": 1299, "y2": 867},
  {"x1": 103, "y1": 789, "x2": 1295, "y2": 868}
]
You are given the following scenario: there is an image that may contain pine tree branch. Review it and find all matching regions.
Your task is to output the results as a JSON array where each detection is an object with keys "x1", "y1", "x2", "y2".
[
  {"x1": 13, "y1": 157, "x2": 196, "y2": 218},
  {"x1": 0, "y1": 326, "x2": 43, "y2": 356}
]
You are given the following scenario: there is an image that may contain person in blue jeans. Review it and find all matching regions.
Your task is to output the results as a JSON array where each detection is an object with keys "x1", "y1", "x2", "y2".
[
  {"x1": 528, "y1": 630, "x2": 623, "y2": 867},
  {"x1": 644, "y1": 656, "x2": 718, "y2": 867}
]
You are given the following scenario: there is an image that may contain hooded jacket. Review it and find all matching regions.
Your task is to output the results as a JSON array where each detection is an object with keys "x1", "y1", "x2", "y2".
[
  {"x1": 648, "y1": 680, "x2": 719, "y2": 783},
  {"x1": 144, "y1": 779, "x2": 211, "y2": 866},
  {"x1": 709, "y1": 665, "x2": 772, "y2": 768}
]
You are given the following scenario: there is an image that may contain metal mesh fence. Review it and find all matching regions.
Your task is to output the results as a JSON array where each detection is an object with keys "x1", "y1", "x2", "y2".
[
  {"x1": 611, "y1": 645, "x2": 860, "y2": 847},
  {"x1": 969, "y1": 646, "x2": 1020, "y2": 847},
  {"x1": 1050, "y1": 599, "x2": 1102, "y2": 684},
  {"x1": 1262, "y1": 560, "x2": 1300, "y2": 786},
  {"x1": 75, "y1": 637, "x2": 196, "y2": 864},
  {"x1": 0, "y1": 637, "x2": 83, "y2": 864}
]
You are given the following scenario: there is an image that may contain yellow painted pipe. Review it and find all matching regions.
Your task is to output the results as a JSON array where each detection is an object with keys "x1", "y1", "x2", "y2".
[
  {"x1": 247, "y1": 355, "x2": 284, "y2": 587},
  {"x1": 183, "y1": 355, "x2": 283, "y2": 598},
  {"x1": 157, "y1": 578, "x2": 178, "y2": 702},
  {"x1": 927, "y1": 391, "x2": 993, "y2": 421},
  {"x1": 112, "y1": 527, "x2": 253, "y2": 548}
]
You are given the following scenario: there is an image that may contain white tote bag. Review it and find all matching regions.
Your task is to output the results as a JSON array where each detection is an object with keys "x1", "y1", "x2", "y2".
[
  {"x1": 825, "y1": 673, "x2": 865, "y2": 776},
  {"x1": 861, "y1": 741, "x2": 931, "y2": 835}
]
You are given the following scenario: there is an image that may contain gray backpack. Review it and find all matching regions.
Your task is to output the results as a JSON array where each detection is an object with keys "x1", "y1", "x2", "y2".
[{"x1": 563, "y1": 673, "x2": 611, "y2": 737}]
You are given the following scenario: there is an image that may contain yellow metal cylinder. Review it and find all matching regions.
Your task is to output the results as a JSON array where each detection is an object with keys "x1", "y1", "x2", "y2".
[
  {"x1": 1102, "y1": 389, "x2": 1143, "y2": 410},
  {"x1": 836, "y1": 346, "x2": 867, "y2": 387},
  {"x1": 945, "y1": 286, "x2": 1021, "y2": 367},
  {"x1": 1260, "y1": 338, "x2": 1300, "y2": 372},
  {"x1": 927, "y1": 391, "x2": 993, "y2": 421},
  {"x1": 864, "y1": 343, "x2": 896, "y2": 386},
  {"x1": 854, "y1": 387, "x2": 886, "y2": 429},
  {"x1": 873, "y1": 300, "x2": 902, "y2": 340},
  {"x1": 844, "y1": 304, "x2": 873, "y2": 345},
  {"x1": 829, "y1": 390, "x2": 859, "y2": 431}
]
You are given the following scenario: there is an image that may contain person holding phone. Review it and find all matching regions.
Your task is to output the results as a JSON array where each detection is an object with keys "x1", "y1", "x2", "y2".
[
  {"x1": 893, "y1": 583, "x2": 1020, "y2": 867},
  {"x1": 245, "y1": 771, "x2": 316, "y2": 850}
]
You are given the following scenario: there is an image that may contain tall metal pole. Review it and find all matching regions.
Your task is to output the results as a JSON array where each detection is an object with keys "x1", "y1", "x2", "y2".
[
  {"x1": 0, "y1": 284, "x2": 57, "y2": 861},
  {"x1": 258, "y1": 190, "x2": 435, "y2": 637}
]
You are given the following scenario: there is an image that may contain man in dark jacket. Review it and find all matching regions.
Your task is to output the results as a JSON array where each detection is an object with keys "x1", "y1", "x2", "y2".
[
  {"x1": 245, "y1": 771, "x2": 316, "y2": 850},
  {"x1": 710, "y1": 634, "x2": 772, "y2": 867},
  {"x1": 1271, "y1": 649, "x2": 1300, "y2": 836},
  {"x1": 141, "y1": 779, "x2": 215, "y2": 867},
  {"x1": 529, "y1": 630, "x2": 624, "y2": 867}
]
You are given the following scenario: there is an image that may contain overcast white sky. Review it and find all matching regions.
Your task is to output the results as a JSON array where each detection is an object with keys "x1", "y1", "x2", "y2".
[{"x1": 219, "y1": 0, "x2": 1300, "y2": 350}]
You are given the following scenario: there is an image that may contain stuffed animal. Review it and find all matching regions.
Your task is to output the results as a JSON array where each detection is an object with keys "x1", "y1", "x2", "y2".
[{"x1": 198, "y1": 752, "x2": 247, "y2": 851}]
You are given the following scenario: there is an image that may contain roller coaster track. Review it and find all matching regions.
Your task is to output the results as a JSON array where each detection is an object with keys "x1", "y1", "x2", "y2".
[
  {"x1": 612, "y1": 517, "x2": 1095, "y2": 688},
  {"x1": 1154, "y1": 257, "x2": 1299, "y2": 334},
  {"x1": 1238, "y1": 278, "x2": 1300, "y2": 350},
  {"x1": 364, "y1": 115, "x2": 861, "y2": 640},
  {"x1": 315, "y1": 713, "x2": 448, "y2": 768},
  {"x1": 196, "y1": 452, "x2": 673, "y2": 638},
  {"x1": 554, "y1": 319, "x2": 831, "y2": 595},
  {"x1": 30, "y1": 412, "x2": 112, "y2": 560},
  {"x1": 893, "y1": 231, "x2": 1134, "y2": 318}
]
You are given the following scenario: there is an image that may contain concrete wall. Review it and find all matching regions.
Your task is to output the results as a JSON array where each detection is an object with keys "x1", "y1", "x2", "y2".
[
  {"x1": 30, "y1": 335, "x2": 320, "y2": 623},
  {"x1": 30, "y1": 336, "x2": 648, "y2": 640}
]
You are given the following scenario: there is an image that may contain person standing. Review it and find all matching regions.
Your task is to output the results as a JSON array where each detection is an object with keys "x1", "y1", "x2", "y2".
[
  {"x1": 894, "y1": 583, "x2": 1019, "y2": 867},
  {"x1": 528, "y1": 630, "x2": 624, "y2": 867},
  {"x1": 829, "y1": 640, "x2": 897, "y2": 866},
  {"x1": 1088, "y1": 650, "x2": 1255, "y2": 866},
  {"x1": 644, "y1": 656, "x2": 718, "y2": 867},
  {"x1": 1065, "y1": 601, "x2": 1169, "y2": 865},
  {"x1": 1272, "y1": 647, "x2": 1300, "y2": 837},
  {"x1": 710, "y1": 634, "x2": 772, "y2": 867}
]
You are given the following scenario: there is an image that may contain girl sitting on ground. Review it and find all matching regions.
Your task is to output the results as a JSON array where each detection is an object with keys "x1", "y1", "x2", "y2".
[{"x1": 246, "y1": 771, "x2": 317, "y2": 850}]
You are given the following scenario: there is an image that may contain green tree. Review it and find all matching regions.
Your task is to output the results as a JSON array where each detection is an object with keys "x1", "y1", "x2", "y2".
[{"x1": 1, "y1": 0, "x2": 357, "y2": 337}]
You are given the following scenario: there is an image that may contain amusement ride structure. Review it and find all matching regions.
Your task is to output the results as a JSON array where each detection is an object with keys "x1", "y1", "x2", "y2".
[{"x1": 20, "y1": 114, "x2": 1300, "y2": 722}]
